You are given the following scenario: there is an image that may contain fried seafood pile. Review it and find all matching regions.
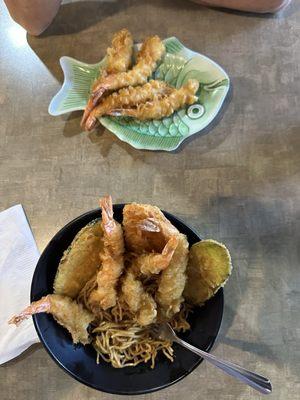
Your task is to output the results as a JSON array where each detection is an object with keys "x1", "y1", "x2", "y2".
[
  {"x1": 9, "y1": 196, "x2": 231, "y2": 367},
  {"x1": 81, "y1": 29, "x2": 199, "y2": 131}
]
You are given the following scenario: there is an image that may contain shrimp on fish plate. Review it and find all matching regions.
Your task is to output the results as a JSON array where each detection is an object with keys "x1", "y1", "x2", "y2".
[
  {"x1": 81, "y1": 29, "x2": 134, "y2": 127},
  {"x1": 87, "y1": 195, "x2": 125, "y2": 313},
  {"x1": 91, "y1": 36, "x2": 165, "y2": 105},
  {"x1": 109, "y1": 79, "x2": 199, "y2": 120},
  {"x1": 84, "y1": 80, "x2": 173, "y2": 131},
  {"x1": 8, "y1": 294, "x2": 94, "y2": 345}
]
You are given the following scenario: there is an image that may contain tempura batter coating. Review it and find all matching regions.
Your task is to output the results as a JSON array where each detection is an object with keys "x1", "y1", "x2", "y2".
[
  {"x1": 9, "y1": 294, "x2": 93, "y2": 345},
  {"x1": 123, "y1": 203, "x2": 188, "y2": 318},
  {"x1": 81, "y1": 29, "x2": 133, "y2": 126},
  {"x1": 156, "y1": 234, "x2": 189, "y2": 318},
  {"x1": 123, "y1": 203, "x2": 179, "y2": 254},
  {"x1": 88, "y1": 196, "x2": 125, "y2": 311},
  {"x1": 105, "y1": 28, "x2": 134, "y2": 74},
  {"x1": 53, "y1": 220, "x2": 103, "y2": 298},
  {"x1": 92, "y1": 36, "x2": 166, "y2": 104},
  {"x1": 85, "y1": 80, "x2": 173, "y2": 131},
  {"x1": 184, "y1": 239, "x2": 232, "y2": 305},
  {"x1": 122, "y1": 268, "x2": 157, "y2": 326},
  {"x1": 110, "y1": 79, "x2": 199, "y2": 120},
  {"x1": 132, "y1": 236, "x2": 178, "y2": 276}
]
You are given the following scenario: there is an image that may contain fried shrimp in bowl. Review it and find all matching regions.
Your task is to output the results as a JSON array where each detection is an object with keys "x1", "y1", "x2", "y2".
[
  {"x1": 9, "y1": 197, "x2": 231, "y2": 394},
  {"x1": 9, "y1": 294, "x2": 93, "y2": 345}
]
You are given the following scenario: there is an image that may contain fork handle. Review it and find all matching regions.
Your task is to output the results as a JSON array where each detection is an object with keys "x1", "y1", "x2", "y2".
[{"x1": 174, "y1": 337, "x2": 272, "y2": 395}]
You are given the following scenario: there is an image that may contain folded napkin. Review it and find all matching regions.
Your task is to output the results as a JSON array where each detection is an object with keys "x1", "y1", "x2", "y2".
[{"x1": 0, "y1": 204, "x2": 40, "y2": 365}]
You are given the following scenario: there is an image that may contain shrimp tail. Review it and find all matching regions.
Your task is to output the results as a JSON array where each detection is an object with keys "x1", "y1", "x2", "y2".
[
  {"x1": 92, "y1": 76, "x2": 115, "y2": 106},
  {"x1": 84, "y1": 115, "x2": 98, "y2": 131},
  {"x1": 100, "y1": 195, "x2": 114, "y2": 233},
  {"x1": 92, "y1": 86, "x2": 108, "y2": 106},
  {"x1": 162, "y1": 236, "x2": 179, "y2": 261},
  {"x1": 80, "y1": 98, "x2": 96, "y2": 128},
  {"x1": 8, "y1": 295, "x2": 51, "y2": 326}
]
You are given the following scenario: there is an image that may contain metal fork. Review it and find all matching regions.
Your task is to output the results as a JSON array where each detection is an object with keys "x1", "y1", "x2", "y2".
[{"x1": 152, "y1": 323, "x2": 272, "y2": 395}]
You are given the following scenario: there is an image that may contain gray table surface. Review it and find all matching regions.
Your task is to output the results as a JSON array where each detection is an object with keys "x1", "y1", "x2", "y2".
[{"x1": 0, "y1": 1, "x2": 299, "y2": 399}]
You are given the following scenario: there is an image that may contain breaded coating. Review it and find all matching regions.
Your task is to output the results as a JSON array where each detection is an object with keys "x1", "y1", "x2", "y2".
[
  {"x1": 110, "y1": 79, "x2": 199, "y2": 120},
  {"x1": 53, "y1": 220, "x2": 103, "y2": 298},
  {"x1": 132, "y1": 236, "x2": 178, "y2": 276},
  {"x1": 184, "y1": 239, "x2": 232, "y2": 305},
  {"x1": 81, "y1": 29, "x2": 133, "y2": 126},
  {"x1": 92, "y1": 36, "x2": 165, "y2": 104},
  {"x1": 88, "y1": 196, "x2": 125, "y2": 311},
  {"x1": 156, "y1": 234, "x2": 189, "y2": 318},
  {"x1": 106, "y1": 28, "x2": 133, "y2": 74},
  {"x1": 123, "y1": 203, "x2": 178, "y2": 254},
  {"x1": 9, "y1": 294, "x2": 93, "y2": 345},
  {"x1": 85, "y1": 80, "x2": 172, "y2": 131},
  {"x1": 122, "y1": 268, "x2": 157, "y2": 326},
  {"x1": 123, "y1": 203, "x2": 188, "y2": 318}
]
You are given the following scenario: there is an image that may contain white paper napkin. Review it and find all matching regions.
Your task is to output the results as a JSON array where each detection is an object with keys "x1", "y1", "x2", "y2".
[{"x1": 0, "y1": 204, "x2": 40, "y2": 365}]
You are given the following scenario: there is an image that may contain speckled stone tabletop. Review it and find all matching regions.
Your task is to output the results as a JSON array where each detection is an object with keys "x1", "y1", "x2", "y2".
[{"x1": 0, "y1": 1, "x2": 299, "y2": 399}]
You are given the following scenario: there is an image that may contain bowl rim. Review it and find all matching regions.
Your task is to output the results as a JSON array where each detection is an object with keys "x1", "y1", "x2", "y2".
[{"x1": 31, "y1": 204, "x2": 224, "y2": 395}]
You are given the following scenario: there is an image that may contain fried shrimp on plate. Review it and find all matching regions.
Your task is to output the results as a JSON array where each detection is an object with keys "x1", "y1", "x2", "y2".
[
  {"x1": 91, "y1": 36, "x2": 165, "y2": 105},
  {"x1": 105, "y1": 28, "x2": 134, "y2": 75},
  {"x1": 110, "y1": 79, "x2": 199, "y2": 120},
  {"x1": 9, "y1": 294, "x2": 93, "y2": 345},
  {"x1": 81, "y1": 29, "x2": 133, "y2": 127},
  {"x1": 87, "y1": 195, "x2": 125, "y2": 312},
  {"x1": 84, "y1": 80, "x2": 173, "y2": 131}
]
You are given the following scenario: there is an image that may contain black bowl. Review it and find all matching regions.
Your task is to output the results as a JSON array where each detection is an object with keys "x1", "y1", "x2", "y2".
[{"x1": 31, "y1": 205, "x2": 223, "y2": 395}]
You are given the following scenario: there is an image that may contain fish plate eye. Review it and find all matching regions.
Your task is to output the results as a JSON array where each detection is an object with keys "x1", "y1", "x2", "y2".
[{"x1": 187, "y1": 104, "x2": 205, "y2": 119}]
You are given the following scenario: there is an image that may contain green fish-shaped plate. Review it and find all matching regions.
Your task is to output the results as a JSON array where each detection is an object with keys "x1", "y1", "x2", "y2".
[{"x1": 49, "y1": 37, "x2": 230, "y2": 151}]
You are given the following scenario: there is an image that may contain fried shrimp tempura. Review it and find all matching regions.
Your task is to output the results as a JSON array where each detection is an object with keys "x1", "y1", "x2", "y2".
[
  {"x1": 8, "y1": 294, "x2": 93, "y2": 345},
  {"x1": 81, "y1": 29, "x2": 133, "y2": 127},
  {"x1": 132, "y1": 236, "x2": 178, "y2": 276},
  {"x1": 123, "y1": 203, "x2": 179, "y2": 254},
  {"x1": 122, "y1": 269, "x2": 157, "y2": 326},
  {"x1": 88, "y1": 196, "x2": 125, "y2": 312},
  {"x1": 91, "y1": 36, "x2": 165, "y2": 105},
  {"x1": 53, "y1": 220, "x2": 103, "y2": 298},
  {"x1": 156, "y1": 234, "x2": 189, "y2": 318},
  {"x1": 85, "y1": 80, "x2": 173, "y2": 131},
  {"x1": 110, "y1": 79, "x2": 199, "y2": 120},
  {"x1": 105, "y1": 28, "x2": 134, "y2": 74},
  {"x1": 123, "y1": 203, "x2": 188, "y2": 318}
]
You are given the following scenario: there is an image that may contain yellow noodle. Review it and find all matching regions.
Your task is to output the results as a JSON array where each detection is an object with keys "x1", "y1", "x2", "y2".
[
  {"x1": 89, "y1": 299, "x2": 190, "y2": 368},
  {"x1": 78, "y1": 268, "x2": 192, "y2": 369}
]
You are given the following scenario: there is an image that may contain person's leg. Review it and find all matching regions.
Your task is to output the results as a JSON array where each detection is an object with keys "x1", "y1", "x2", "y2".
[
  {"x1": 4, "y1": 0, "x2": 62, "y2": 36},
  {"x1": 190, "y1": 0, "x2": 291, "y2": 13}
]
